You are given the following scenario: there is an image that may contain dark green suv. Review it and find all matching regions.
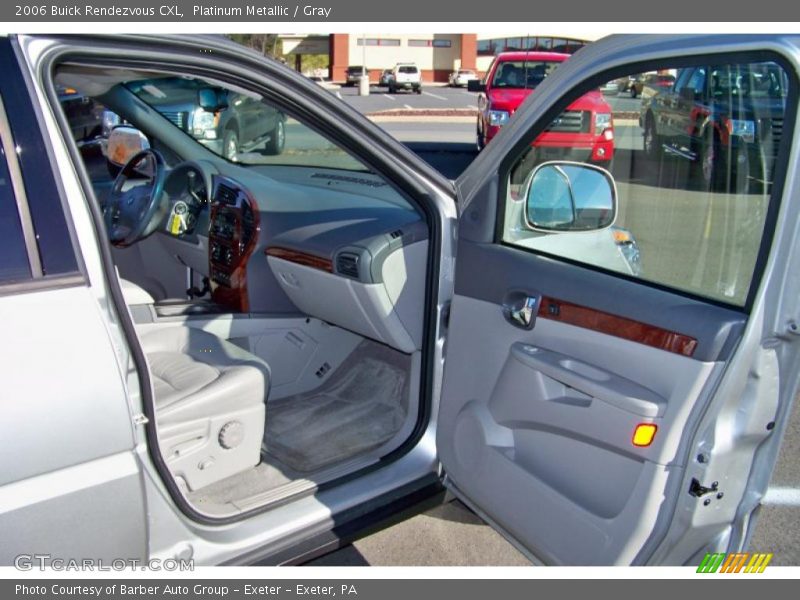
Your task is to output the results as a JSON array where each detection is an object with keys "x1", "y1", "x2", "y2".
[
  {"x1": 640, "y1": 62, "x2": 787, "y2": 193},
  {"x1": 126, "y1": 76, "x2": 286, "y2": 162}
]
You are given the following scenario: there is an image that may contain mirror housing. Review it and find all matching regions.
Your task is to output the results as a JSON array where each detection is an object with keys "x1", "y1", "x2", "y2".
[
  {"x1": 197, "y1": 87, "x2": 229, "y2": 113},
  {"x1": 106, "y1": 126, "x2": 150, "y2": 168},
  {"x1": 467, "y1": 79, "x2": 486, "y2": 93},
  {"x1": 524, "y1": 161, "x2": 617, "y2": 232}
]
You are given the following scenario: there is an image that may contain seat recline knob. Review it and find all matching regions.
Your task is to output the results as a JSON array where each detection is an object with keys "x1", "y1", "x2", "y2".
[{"x1": 218, "y1": 421, "x2": 245, "y2": 449}]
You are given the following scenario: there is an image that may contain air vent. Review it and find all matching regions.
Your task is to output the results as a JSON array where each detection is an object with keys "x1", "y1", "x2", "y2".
[
  {"x1": 216, "y1": 183, "x2": 238, "y2": 205},
  {"x1": 389, "y1": 229, "x2": 403, "y2": 239},
  {"x1": 336, "y1": 252, "x2": 361, "y2": 279}
]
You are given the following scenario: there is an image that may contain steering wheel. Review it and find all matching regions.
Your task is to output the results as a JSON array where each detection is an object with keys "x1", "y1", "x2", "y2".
[{"x1": 103, "y1": 149, "x2": 168, "y2": 247}]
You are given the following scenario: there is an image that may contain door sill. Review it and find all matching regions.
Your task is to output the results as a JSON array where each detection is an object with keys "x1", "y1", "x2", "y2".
[{"x1": 239, "y1": 475, "x2": 445, "y2": 565}]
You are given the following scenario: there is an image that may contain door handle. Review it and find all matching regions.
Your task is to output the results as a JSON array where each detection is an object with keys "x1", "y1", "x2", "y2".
[{"x1": 502, "y1": 292, "x2": 540, "y2": 330}]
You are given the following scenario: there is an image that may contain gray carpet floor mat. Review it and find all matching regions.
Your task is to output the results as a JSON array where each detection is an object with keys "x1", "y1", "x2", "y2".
[
  {"x1": 186, "y1": 453, "x2": 301, "y2": 513},
  {"x1": 264, "y1": 341, "x2": 410, "y2": 472}
]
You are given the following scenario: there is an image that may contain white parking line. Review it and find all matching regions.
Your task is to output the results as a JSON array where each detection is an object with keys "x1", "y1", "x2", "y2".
[
  {"x1": 762, "y1": 486, "x2": 800, "y2": 506},
  {"x1": 336, "y1": 91, "x2": 342, "y2": 100},
  {"x1": 404, "y1": 104, "x2": 413, "y2": 110},
  {"x1": 468, "y1": 105, "x2": 478, "y2": 110},
  {"x1": 382, "y1": 94, "x2": 396, "y2": 101},
  {"x1": 422, "y1": 91, "x2": 448, "y2": 101}
]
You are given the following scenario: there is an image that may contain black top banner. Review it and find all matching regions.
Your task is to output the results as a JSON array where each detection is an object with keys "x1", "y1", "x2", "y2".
[{"x1": 4, "y1": 0, "x2": 800, "y2": 22}]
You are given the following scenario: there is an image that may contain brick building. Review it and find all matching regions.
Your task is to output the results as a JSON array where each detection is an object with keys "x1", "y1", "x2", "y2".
[{"x1": 329, "y1": 34, "x2": 598, "y2": 83}]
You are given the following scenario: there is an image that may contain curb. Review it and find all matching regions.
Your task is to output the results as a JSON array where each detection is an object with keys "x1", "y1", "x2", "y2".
[{"x1": 368, "y1": 115, "x2": 476, "y2": 123}]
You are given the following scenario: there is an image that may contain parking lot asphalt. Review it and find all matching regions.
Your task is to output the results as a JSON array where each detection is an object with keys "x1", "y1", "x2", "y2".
[
  {"x1": 332, "y1": 83, "x2": 642, "y2": 115},
  {"x1": 750, "y1": 397, "x2": 800, "y2": 565},
  {"x1": 336, "y1": 84, "x2": 479, "y2": 112},
  {"x1": 307, "y1": 499, "x2": 531, "y2": 566}
]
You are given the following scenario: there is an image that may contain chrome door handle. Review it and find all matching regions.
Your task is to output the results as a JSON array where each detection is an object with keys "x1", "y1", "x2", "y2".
[{"x1": 503, "y1": 292, "x2": 540, "y2": 330}]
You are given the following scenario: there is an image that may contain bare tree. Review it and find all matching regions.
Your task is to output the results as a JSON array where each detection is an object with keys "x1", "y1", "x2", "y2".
[{"x1": 227, "y1": 34, "x2": 281, "y2": 58}]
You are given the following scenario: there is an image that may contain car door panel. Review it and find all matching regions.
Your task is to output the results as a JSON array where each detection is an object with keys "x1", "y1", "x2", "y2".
[
  {"x1": 438, "y1": 34, "x2": 798, "y2": 565},
  {"x1": 454, "y1": 241, "x2": 746, "y2": 362},
  {"x1": 439, "y1": 248, "x2": 730, "y2": 564}
]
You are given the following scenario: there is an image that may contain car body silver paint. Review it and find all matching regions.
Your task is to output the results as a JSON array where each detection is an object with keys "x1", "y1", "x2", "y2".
[{"x1": 14, "y1": 33, "x2": 457, "y2": 565}]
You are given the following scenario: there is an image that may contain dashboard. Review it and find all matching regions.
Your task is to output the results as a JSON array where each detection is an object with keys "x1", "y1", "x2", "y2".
[{"x1": 157, "y1": 161, "x2": 429, "y2": 352}]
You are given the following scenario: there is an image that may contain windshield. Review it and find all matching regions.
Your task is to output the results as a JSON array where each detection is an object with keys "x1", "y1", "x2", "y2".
[
  {"x1": 398, "y1": 66, "x2": 418, "y2": 73},
  {"x1": 491, "y1": 60, "x2": 561, "y2": 89},
  {"x1": 124, "y1": 75, "x2": 369, "y2": 171}
]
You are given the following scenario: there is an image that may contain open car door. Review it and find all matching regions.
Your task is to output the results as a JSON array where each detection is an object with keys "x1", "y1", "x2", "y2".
[{"x1": 436, "y1": 34, "x2": 800, "y2": 565}]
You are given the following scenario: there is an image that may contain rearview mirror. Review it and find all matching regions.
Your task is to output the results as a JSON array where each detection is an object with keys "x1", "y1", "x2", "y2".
[
  {"x1": 467, "y1": 79, "x2": 486, "y2": 92},
  {"x1": 106, "y1": 126, "x2": 150, "y2": 168},
  {"x1": 524, "y1": 162, "x2": 616, "y2": 232},
  {"x1": 197, "y1": 87, "x2": 229, "y2": 113}
]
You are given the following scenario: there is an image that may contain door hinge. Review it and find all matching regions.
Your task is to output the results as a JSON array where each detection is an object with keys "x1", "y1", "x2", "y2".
[
  {"x1": 441, "y1": 301, "x2": 451, "y2": 329},
  {"x1": 689, "y1": 477, "x2": 719, "y2": 498},
  {"x1": 132, "y1": 413, "x2": 150, "y2": 426}
]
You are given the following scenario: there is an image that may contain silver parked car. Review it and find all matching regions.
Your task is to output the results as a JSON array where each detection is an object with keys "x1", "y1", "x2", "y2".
[{"x1": 1, "y1": 33, "x2": 799, "y2": 567}]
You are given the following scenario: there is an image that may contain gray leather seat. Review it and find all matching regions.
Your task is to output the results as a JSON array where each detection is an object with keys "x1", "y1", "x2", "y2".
[
  {"x1": 138, "y1": 327, "x2": 270, "y2": 491},
  {"x1": 120, "y1": 278, "x2": 155, "y2": 306}
]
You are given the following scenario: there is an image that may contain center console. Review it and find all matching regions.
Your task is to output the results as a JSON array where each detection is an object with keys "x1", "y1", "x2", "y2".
[{"x1": 208, "y1": 176, "x2": 260, "y2": 312}]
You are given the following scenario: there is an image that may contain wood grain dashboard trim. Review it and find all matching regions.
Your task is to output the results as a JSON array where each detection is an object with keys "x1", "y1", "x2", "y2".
[
  {"x1": 209, "y1": 176, "x2": 260, "y2": 313},
  {"x1": 537, "y1": 296, "x2": 699, "y2": 358},
  {"x1": 265, "y1": 246, "x2": 333, "y2": 273}
]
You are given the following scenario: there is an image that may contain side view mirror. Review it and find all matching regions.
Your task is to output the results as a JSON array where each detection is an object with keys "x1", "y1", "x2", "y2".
[
  {"x1": 197, "y1": 87, "x2": 229, "y2": 113},
  {"x1": 467, "y1": 79, "x2": 486, "y2": 93},
  {"x1": 106, "y1": 126, "x2": 150, "y2": 169},
  {"x1": 524, "y1": 161, "x2": 616, "y2": 232}
]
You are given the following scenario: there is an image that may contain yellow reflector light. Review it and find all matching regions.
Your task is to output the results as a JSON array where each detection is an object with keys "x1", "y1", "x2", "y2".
[
  {"x1": 632, "y1": 423, "x2": 657, "y2": 447},
  {"x1": 613, "y1": 229, "x2": 632, "y2": 244}
]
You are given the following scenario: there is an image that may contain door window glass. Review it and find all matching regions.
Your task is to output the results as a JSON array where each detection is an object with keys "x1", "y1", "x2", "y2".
[
  {"x1": 501, "y1": 58, "x2": 791, "y2": 306},
  {"x1": 0, "y1": 144, "x2": 32, "y2": 282},
  {"x1": 125, "y1": 75, "x2": 369, "y2": 172}
]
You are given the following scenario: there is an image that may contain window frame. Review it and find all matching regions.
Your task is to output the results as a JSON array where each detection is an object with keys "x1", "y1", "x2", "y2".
[
  {"x1": 123, "y1": 71, "x2": 375, "y2": 173},
  {"x1": 0, "y1": 38, "x2": 86, "y2": 292},
  {"x1": 39, "y1": 40, "x2": 448, "y2": 527},
  {"x1": 494, "y1": 49, "x2": 799, "y2": 313}
]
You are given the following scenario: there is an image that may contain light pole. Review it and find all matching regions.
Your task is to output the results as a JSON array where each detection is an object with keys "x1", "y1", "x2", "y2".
[{"x1": 359, "y1": 33, "x2": 370, "y2": 96}]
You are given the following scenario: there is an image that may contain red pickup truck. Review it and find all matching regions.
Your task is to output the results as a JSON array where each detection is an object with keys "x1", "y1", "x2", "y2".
[{"x1": 471, "y1": 52, "x2": 614, "y2": 168}]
